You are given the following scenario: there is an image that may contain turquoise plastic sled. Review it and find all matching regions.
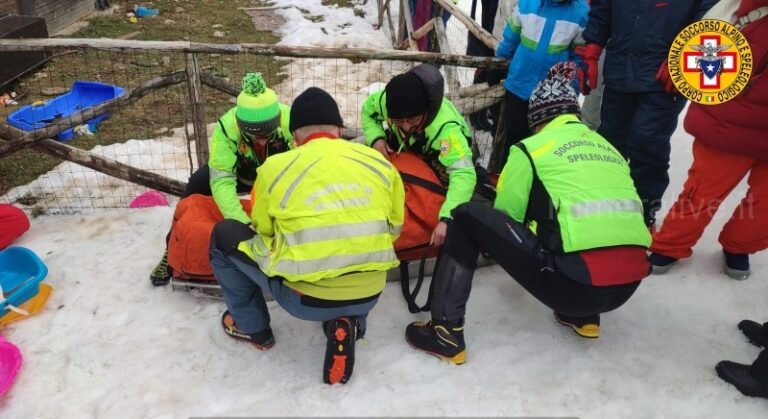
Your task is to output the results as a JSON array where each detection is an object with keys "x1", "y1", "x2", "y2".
[{"x1": 0, "y1": 247, "x2": 48, "y2": 317}]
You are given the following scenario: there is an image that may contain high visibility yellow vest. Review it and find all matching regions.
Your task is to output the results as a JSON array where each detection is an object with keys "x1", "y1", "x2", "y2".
[
  {"x1": 496, "y1": 115, "x2": 651, "y2": 253},
  {"x1": 238, "y1": 137, "x2": 405, "y2": 300}
]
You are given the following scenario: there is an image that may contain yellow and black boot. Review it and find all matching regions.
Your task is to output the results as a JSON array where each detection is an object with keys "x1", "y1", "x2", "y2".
[
  {"x1": 405, "y1": 319, "x2": 466, "y2": 365},
  {"x1": 149, "y1": 250, "x2": 171, "y2": 286}
]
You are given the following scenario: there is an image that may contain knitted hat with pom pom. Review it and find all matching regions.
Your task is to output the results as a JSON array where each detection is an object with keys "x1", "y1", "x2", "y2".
[
  {"x1": 236, "y1": 73, "x2": 280, "y2": 136},
  {"x1": 527, "y1": 62, "x2": 581, "y2": 130}
]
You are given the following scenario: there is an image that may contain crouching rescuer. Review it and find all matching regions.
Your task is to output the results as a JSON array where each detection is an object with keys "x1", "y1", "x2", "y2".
[
  {"x1": 209, "y1": 87, "x2": 404, "y2": 384},
  {"x1": 150, "y1": 73, "x2": 293, "y2": 285},
  {"x1": 405, "y1": 63, "x2": 651, "y2": 364}
]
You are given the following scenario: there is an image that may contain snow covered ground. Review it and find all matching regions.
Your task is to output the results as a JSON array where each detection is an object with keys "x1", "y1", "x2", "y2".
[
  {"x1": 3, "y1": 107, "x2": 767, "y2": 418},
  {"x1": 2, "y1": 0, "x2": 767, "y2": 417}
]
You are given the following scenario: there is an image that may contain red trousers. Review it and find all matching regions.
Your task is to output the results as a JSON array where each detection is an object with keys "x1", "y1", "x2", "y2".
[
  {"x1": 651, "y1": 140, "x2": 768, "y2": 259},
  {"x1": 0, "y1": 204, "x2": 30, "y2": 250}
]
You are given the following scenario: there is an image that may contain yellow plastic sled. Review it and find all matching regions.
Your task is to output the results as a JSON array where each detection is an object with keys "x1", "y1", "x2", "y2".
[{"x1": 0, "y1": 283, "x2": 53, "y2": 327}]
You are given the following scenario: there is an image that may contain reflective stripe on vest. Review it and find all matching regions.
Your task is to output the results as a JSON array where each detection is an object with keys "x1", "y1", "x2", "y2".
[
  {"x1": 312, "y1": 197, "x2": 372, "y2": 212},
  {"x1": 269, "y1": 153, "x2": 301, "y2": 194},
  {"x1": 272, "y1": 249, "x2": 396, "y2": 276},
  {"x1": 282, "y1": 220, "x2": 391, "y2": 246},
  {"x1": 209, "y1": 167, "x2": 234, "y2": 181},
  {"x1": 305, "y1": 183, "x2": 372, "y2": 205},
  {"x1": 350, "y1": 148, "x2": 393, "y2": 170},
  {"x1": 341, "y1": 156, "x2": 392, "y2": 188},
  {"x1": 280, "y1": 157, "x2": 323, "y2": 209},
  {"x1": 447, "y1": 156, "x2": 474, "y2": 172},
  {"x1": 570, "y1": 199, "x2": 643, "y2": 218},
  {"x1": 242, "y1": 234, "x2": 269, "y2": 257}
]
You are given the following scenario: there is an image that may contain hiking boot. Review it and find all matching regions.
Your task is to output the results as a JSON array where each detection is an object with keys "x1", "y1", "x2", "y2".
[
  {"x1": 555, "y1": 312, "x2": 600, "y2": 338},
  {"x1": 738, "y1": 320, "x2": 768, "y2": 348},
  {"x1": 724, "y1": 250, "x2": 751, "y2": 280},
  {"x1": 648, "y1": 252, "x2": 678, "y2": 274},
  {"x1": 150, "y1": 250, "x2": 171, "y2": 286},
  {"x1": 221, "y1": 311, "x2": 275, "y2": 350},
  {"x1": 716, "y1": 360, "x2": 768, "y2": 399},
  {"x1": 405, "y1": 320, "x2": 466, "y2": 365},
  {"x1": 323, "y1": 317, "x2": 357, "y2": 385}
]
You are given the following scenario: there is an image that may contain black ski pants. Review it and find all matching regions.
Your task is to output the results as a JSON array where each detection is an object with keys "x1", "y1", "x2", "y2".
[
  {"x1": 434, "y1": 203, "x2": 640, "y2": 322},
  {"x1": 183, "y1": 164, "x2": 252, "y2": 198},
  {"x1": 500, "y1": 92, "x2": 532, "y2": 166}
]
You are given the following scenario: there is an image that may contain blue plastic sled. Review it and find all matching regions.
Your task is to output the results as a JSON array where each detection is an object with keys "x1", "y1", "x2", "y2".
[
  {"x1": 0, "y1": 247, "x2": 48, "y2": 317},
  {"x1": 6, "y1": 81, "x2": 125, "y2": 141}
]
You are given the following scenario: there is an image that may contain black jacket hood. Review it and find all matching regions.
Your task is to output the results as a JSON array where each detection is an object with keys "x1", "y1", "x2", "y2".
[{"x1": 410, "y1": 64, "x2": 445, "y2": 126}]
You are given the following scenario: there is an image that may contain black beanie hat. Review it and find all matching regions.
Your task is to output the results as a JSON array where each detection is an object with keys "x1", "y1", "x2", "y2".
[
  {"x1": 385, "y1": 72, "x2": 428, "y2": 119},
  {"x1": 289, "y1": 87, "x2": 344, "y2": 132}
]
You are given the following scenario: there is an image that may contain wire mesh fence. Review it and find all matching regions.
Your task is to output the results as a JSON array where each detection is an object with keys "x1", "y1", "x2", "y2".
[{"x1": 0, "y1": 6, "x2": 505, "y2": 216}]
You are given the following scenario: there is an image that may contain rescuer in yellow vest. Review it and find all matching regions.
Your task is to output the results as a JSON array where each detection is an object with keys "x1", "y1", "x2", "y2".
[
  {"x1": 405, "y1": 63, "x2": 651, "y2": 364},
  {"x1": 209, "y1": 87, "x2": 405, "y2": 385}
]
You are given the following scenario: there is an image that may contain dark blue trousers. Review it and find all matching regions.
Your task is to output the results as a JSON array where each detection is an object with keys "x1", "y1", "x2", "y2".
[{"x1": 598, "y1": 87, "x2": 687, "y2": 225}]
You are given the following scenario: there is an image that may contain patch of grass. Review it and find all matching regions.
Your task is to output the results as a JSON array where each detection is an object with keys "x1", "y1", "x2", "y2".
[
  {"x1": 0, "y1": 0, "x2": 285, "y2": 198},
  {"x1": 322, "y1": 0, "x2": 366, "y2": 17},
  {"x1": 322, "y1": 0, "x2": 357, "y2": 8}
]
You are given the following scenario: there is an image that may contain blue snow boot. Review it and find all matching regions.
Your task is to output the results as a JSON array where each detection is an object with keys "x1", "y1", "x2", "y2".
[
  {"x1": 648, "y1": 252, "x2": 678, "y2": 274},
  {"x1": 724, "y1": 250, "x2": 750, "y2": 280}
]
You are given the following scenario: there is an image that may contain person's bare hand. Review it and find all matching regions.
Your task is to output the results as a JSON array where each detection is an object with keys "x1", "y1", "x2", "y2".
[
  {"x1": 430, "y1": 221, "x2": 448, "y2": 246},
  {"x1": 372, "y1": 138, "x2": 393, "y2": 160}
]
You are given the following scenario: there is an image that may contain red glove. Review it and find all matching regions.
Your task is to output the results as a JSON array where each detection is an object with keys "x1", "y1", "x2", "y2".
[
  {"x1": 655, "y1": 61, "x2": 677, "y2": 94},
  {"x1": 574, "y1": 43, "x2": 603, "y2": 92}
]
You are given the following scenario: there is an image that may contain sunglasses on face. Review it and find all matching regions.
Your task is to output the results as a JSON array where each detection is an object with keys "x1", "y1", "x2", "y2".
[
  {"x1": 241, "y1": 130, "x2": 277, "y2": 143},
  {"x1": 389, "y1": 114, "x2": 424, "y2": 126}
]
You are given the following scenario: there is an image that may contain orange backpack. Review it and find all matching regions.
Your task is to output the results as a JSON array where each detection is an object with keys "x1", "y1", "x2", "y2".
[
  {"x1": 389, "y1": 151, "x2": 447, "y2": 313},
  {"x1": 167, "y1": 194, "x2": 251, "y2": 279}
]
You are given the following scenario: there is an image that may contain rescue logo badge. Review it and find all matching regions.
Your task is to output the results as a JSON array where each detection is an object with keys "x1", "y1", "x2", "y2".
[
  {"x1": 667, "y1": 19, "x2": 752, "y2": 105},
  {"x1": 439, "y1": 140, "x2": 450, "y2": 156}
]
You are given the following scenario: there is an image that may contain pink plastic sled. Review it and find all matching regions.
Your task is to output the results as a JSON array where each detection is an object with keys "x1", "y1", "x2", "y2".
[
  {"x1": 129, "y1": 191, "x2": 168, "y2": 208},
  {"x1": 0, "y1": 335, "x2": 22, "y2": 396}
]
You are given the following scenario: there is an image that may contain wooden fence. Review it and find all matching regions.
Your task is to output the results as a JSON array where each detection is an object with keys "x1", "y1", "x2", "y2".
[{"x1": 0, "y1": 37, "x2": 508, "y2": 213}]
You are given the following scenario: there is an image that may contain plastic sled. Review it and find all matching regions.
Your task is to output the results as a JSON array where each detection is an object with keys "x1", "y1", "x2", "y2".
[
  {"x1": 0, "y1": 283, "x2": 53, "y2": 327},
  {"x1": 135, "y1": 6, "x2": 159, "y2": 18},
  {"x1": 0, "y1": 336, "x2": 22, "y2": 396},
  {"x1": 129, "y1": 191, "x2": 168, "y2": 208},
  {"x1": 171, "y1": 273, "x2": 222, "y2": 300},
  {"x1": 0, "y1": 247, "x2": 49, "y2": 318},
  {"x1": 6, "y1": 81, "x2": 125, "y2": 141}
]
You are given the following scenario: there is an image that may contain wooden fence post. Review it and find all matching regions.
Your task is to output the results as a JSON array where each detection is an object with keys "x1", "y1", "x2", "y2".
[
  {"x1": 400, "y1": 0, "x2": 418, "y2": 51},
  {"x1": 17, "y1": 0, "x2": 35, "y2": 15},
  {"x1": 434, "y1": 17, "x2": 460, "y2": 94},
  {"x1": 184, "y1": 52, "x2": 209, "y2": 168},
  {"x1": 434, "y1": 0, "x2": 500, "y2": 51},
  {"x1": 488, "y1": 99, "x2": 508, "y2": 174}
]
